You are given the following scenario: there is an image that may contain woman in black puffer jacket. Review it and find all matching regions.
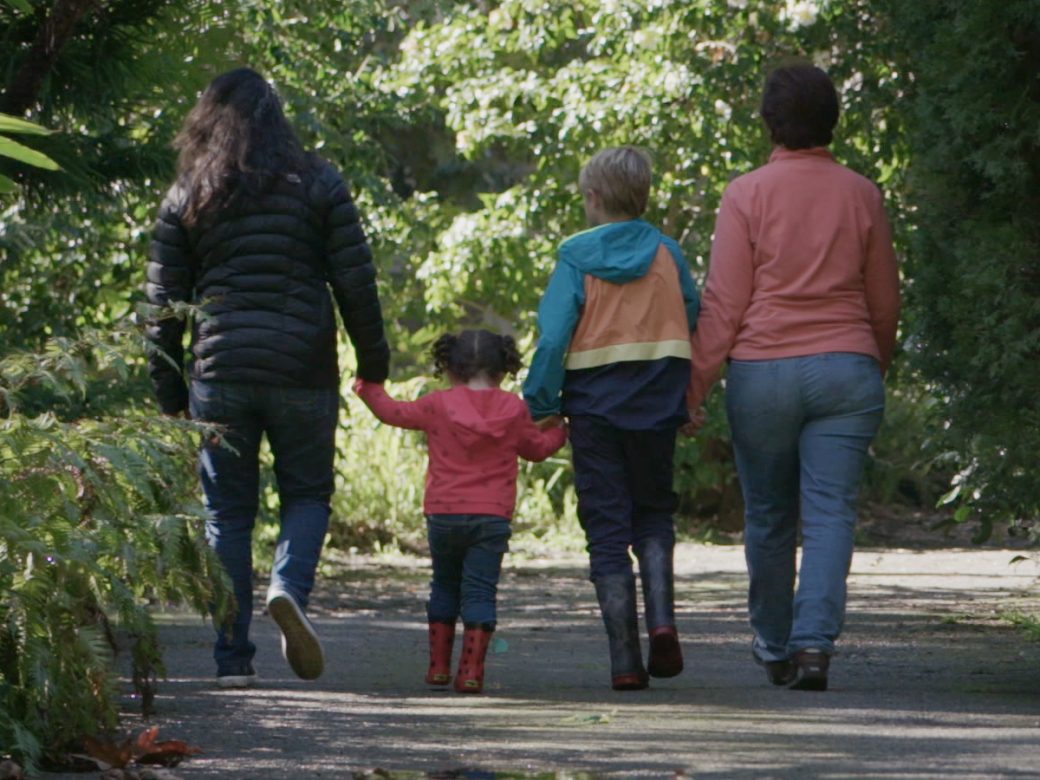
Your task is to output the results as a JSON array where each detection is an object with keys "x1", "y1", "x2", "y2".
[{"x1": 146, "y1": 68, "x2": 389, "y2": 687}]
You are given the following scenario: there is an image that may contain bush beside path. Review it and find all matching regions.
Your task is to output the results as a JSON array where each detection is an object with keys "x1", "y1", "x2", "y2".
[{"x1": 43, "y1": 544, "x2": 1040, "y2": 779}]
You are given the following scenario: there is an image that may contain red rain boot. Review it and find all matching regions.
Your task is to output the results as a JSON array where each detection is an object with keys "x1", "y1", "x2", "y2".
[
  {"x1": 647, "y1": 625, "x2": 684, "y2": 678},
  {"x1": 454, "y1": 624, "x2": 493, "y2": 694},
  {"x1": 425, "y1": 621, "x2": 456, "y2": 685}
]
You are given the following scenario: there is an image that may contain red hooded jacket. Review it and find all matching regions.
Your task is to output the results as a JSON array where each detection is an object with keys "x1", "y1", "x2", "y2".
[{"x1": 355, "y1": 380, "x2": 567, "y2": 519}]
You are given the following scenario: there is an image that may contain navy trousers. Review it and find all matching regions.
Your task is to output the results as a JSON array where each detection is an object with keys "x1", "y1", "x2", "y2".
[{"x1": 568, "y1": 416, "x2": 678, "y2": 582}]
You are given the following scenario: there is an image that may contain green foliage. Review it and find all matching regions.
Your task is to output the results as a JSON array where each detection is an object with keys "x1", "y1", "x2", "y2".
[
  {"x1": 1, "y1": 0, "x2": 936, "y2": 548},
  {"x1": 353, "y1": 0, "x2": 916, "y2": 523},
  {"x1": 883, "y1": 0, "x2": 1040, "y2": 540},
  {"x1": 16, "y1": 0, "x2": 1027, "y2": 768},
  {"x1": 0, "y1": 112, "x2": 57, "y2": 193},
  {"x1": 0, "y1": 330, "x2": 232, "y2": 770},
  {"x1": 0, "y1": 0, "x2": 236, "y2": 347}
]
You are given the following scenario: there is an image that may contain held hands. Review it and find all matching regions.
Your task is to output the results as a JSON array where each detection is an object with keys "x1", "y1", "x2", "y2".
[
  {"x1": 535, "y1": 414, "x2": 566, "y2": 430},
  {"x1": 352, "y1": 377, "x2": 384, "y2": 395},
  {"x1": 679, "y1": 407, "x2": 707, "y2": 438}
]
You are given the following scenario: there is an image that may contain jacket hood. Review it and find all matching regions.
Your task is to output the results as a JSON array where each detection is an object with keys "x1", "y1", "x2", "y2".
[
  {"x1": 444, "y1": 387, "x2": 524, "y2": 442},
  {"x1": 559, "y1": 219, "x2": 663, "y2": 283}
]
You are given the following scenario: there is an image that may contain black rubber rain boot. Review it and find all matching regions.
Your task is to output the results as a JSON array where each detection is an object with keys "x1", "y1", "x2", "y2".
[
  {"x1": 636, "y1": 536, "x2": 684, "y2": 678},
  {"x1": 593, "y1": 573, "x2": 649, "y2": 690}
]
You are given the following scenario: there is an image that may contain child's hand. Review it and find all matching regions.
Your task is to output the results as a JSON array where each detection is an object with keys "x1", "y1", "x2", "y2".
[
  {"x1": 536, "y1": 414, "x2": 565, "y2": 430},
  {"x1": 352, "y1": 378, "x2": 365, "y2": 395}
]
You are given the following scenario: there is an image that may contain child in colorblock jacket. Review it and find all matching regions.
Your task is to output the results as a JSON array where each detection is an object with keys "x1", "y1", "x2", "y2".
[{"x1": 524, "y1": 146, "x2": 700, "y2": 690}]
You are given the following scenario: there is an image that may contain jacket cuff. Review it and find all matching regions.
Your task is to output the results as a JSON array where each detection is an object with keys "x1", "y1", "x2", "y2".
[
  {"x1": 157, "y1": 383, "x2": 189, "y2": 416},
  {"x1": 356, "y1": 351, "x2": 390, "y2": 383},
  {"x1": 525, "y1": 400, "x2": 562, "y2": 420}
]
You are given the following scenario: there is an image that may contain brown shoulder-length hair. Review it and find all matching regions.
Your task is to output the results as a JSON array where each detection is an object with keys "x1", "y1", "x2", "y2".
[{"x1": 172, "y1": 67, "x2": 308, "y2": 225}]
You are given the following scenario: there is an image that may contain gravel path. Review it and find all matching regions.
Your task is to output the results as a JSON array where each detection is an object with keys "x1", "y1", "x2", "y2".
[{"x1": 43, "y1": 544, "x2": 1040, "y2": 779}]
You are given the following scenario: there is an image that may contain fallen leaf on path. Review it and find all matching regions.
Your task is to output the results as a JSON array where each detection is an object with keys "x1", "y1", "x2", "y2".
[
  {"x1": 133, "y1": 726, "x2": 203, "y2": 766},
  {"x1": 79, "y1": 728, "x2": 201, "y2": 771},
  {"x1": 559, "y1": 707, "x2": 618, "y2": 725},
  {"x1": 82, "y1": 735, "x2": 133, "y2": 769}
]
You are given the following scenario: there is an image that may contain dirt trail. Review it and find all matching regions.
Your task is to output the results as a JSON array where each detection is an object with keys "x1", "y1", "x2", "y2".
[{"x1": 44, "y1": 544, "x2": 1040, "y2": 778}]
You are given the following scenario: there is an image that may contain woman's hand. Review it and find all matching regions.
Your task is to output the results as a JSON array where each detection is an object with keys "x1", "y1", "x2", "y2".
[{"x1": 679, "y1": 407, "x2": 707, "y2": 438}]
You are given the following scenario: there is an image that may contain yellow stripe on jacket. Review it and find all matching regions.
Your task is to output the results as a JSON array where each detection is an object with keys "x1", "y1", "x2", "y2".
[{"x1": 565, "y1": 245, "x2": 692, "y2": 370}]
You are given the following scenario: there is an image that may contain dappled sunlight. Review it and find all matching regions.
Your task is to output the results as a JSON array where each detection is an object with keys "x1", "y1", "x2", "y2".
[{"x1": 120, "y1": 546, "x2": 1040, "y2": 779}]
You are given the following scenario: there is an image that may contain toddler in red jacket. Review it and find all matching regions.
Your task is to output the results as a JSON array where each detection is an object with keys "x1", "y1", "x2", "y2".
[{"x1": 354, "y1": 329, "x2": 567, "y2": 693}]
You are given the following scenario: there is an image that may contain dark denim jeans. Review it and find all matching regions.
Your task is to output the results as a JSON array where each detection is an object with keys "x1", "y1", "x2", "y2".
[
  {"x1": 426, "y1": 515, "x2": 512, "y2": 628},
  {"x1": 568, "y1": 416, "x2": 678, "y2": 582},
  {"x1": 189, "y1": 380, "x2": 337, "y2": 674},
  {"x1": 726, "y1": 353, "x2": 885, "y2": 660}
]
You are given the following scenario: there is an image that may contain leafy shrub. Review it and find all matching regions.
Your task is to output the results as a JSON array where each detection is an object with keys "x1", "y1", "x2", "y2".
[
  {"x1": 0, "y1": 330, "x2": 231, "y2": 771},
  {"x1": 883, "y1": 0, "x2": 1040, "y2": 540}
]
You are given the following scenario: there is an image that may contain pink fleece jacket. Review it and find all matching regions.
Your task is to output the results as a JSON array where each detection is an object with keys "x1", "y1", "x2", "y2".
[
  {"x1": 688, "y1": 147, "x2": 901, "y2": 409},
  {"x1": 355, "y1": 380, "x2": 567, "y2": 519}
]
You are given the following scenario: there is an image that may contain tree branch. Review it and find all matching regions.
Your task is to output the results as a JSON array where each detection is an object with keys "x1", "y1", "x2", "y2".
[{"x1": 1, "y1": 0, "x2": 101, "y2": 116}]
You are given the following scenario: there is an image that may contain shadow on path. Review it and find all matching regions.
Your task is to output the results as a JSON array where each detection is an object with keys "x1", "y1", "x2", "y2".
[{"x1": 44, "y1": 545, "x2": 1040, "y2": 779}]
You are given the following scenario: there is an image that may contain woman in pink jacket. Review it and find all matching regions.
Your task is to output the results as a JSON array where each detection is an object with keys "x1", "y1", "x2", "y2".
[{"x1": 688, "y1": 64, "x2": 901, "y2": 691}]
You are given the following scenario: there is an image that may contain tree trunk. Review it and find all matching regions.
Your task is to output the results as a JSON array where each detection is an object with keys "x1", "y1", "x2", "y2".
[{"x1": 1, "y1": 0, "x2": 101, "y2": 116}]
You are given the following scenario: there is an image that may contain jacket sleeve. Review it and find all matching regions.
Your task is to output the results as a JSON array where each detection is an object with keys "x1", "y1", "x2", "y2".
[
  {"x1": 144, "y1": 188, "x2": 193, "y2": 415},
  {"x1": 354, "y1": 379, "x2": 432, "y2": 431},
  {"x1": 687, "y1": 183, "x2": 754, "y2": 410},
  {"x1": 662, "y1": 236, "x2": 702, "y2": 331},
  {"x1": 321, "y1": 165, "x2": 391, "y2": 382},
  {"x1": 522, "y1": 258, "x2": 585, "y2": 419},
  {"x1": 515, "y1": 404, "x2": 568, "y2": 462},
  {"x1": 863, "y1": 188, "x2": 901, "y2": 374}
]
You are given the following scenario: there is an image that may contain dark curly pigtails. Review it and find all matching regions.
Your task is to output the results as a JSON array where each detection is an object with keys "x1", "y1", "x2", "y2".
[
  {"x1": 431, "y1": 334, "x2": 459, "y2": 378},
  {"x1": 499, "y1": 335, "x2": 522, "y2": 377},
  {"x1": 431, "y1": 329, "x2": 524, "y2": 382}
]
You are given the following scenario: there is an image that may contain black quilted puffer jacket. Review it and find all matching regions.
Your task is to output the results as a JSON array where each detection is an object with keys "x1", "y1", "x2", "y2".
[{"x1": 145, "y1": 159, "x2": 390, "y2": 414}]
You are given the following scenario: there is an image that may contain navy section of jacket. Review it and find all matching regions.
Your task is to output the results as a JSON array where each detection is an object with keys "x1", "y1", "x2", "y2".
[
  {"x1": 145, "y1": 158, "x2": 389, "y2": 414},
  {"x1": 563, "y1": 358, "x2": 690, "y2": 430}
]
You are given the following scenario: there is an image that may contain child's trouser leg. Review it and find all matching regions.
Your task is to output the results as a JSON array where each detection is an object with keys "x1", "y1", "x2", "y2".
[
  {"x1": 627, "y1": 427, "x2": 683, "y2": 678},
  {"x1": 458, "y1": 516, "x2": 511, "y2": 629},
  {"x1": 569, "y1": 417, "x2": 635, "y2": 581},
  {"x1": 426, "y1": 516, "x2": 466, "y2": 685},
  {"x1": 455, "y1": 516, "x2": 511, "y2": 693},
  {"x1": 426, "y1": 516, "x2": 466, "y2": 623},
  {"x1": 569, "y1": 417, "x2": 647, "y2": 689}
]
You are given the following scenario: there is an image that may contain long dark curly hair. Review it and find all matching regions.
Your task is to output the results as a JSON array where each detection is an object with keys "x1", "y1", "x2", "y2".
[
  {"x1": 431, "y1": 330, "x2": 523, "y2": 382},
  {"x1": 172, "y1": 67, "x2": 309, "y2": 225}
]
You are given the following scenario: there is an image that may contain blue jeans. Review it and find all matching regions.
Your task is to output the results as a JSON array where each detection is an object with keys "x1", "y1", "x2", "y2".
[
  {"x1": 726, "y1": 353, "x2": 885, "y2": 660},
  {"x1": 189, "y1": 380, "x2": 338, "y2": 674},
  {"x1": 569, "y1": 416, "x2": 678, "y2": 582},
  {"x1": 426, "y1": 515, "x2": 512, "y2": 629}
]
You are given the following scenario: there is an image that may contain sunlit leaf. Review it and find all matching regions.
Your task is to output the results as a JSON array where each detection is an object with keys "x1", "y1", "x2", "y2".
[
  {"x1": 0, "y1": 137, "x2": 59, "y2": 170},
  {"x1": 0, "y1": 113, "x2": 52, "y2": 136}
]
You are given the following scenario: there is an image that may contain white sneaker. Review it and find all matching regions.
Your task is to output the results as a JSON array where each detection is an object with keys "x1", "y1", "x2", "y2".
[
  {"x1": 266, "y1": 589, "x2": 324, "y2": 680},
  {"x1": 216, "y1": 665, "x2": 257, "y2": 689}
]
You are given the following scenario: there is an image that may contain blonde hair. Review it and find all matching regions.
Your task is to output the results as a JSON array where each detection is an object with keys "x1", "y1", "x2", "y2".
[{"x1": 579, "y1": 146, "x2": 652, "y2": 218}]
